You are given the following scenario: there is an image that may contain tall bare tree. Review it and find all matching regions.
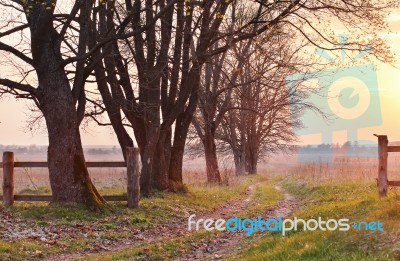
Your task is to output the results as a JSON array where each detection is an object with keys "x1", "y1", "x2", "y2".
[
  {"x1": 189, "y1": 0, "x2": 396, "y2": 177},
  {"x1": 88, "y1": 0, "x2": 394, "y2": 191},
  {"x1": 0, "y1": 0, "x2": 171, "y2": 207},
  {"x1": 218, "y1": 31, "x2": 307, "y2": 174},
  {"x1": 0, "y1": 0, "x2": 105, "y2": 208},
  {"x1": 190, "y1": 24, "x2": 308, "y2": 177},
  {"x1": 88, "y1": 0, "x2": 284, "y2": 193}
]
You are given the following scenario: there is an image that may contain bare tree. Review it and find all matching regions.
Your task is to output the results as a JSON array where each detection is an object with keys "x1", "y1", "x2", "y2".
[
  {"x1": 54, "y1": 0, "x2": 393, "y2": 194},
  {"x1": 91, "y1": 0, "x2": 394, "y2": 190},
  {"x1": 0, "y1": 0, "x2": 170, "y2": 207},
  {"x1": 190, "y1": 23, "x2": 310, "y2": 177},
  {"x1": 218, "y1": 36, "x2": 304, "y2": 174},
  {"x1": 0, "y1": 1, "x2": 106, "y2": 208},
  {"x1": 87, "y1": 0, "x2": 287, "y2": 193}
]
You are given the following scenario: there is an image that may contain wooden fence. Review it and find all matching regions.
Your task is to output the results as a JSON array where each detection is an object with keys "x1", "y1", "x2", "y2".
[
  {"x1": 375, "y1": 135, "x2": 400, "y2": 197},
  {"x1": 1, "y1": 147, "x2": 140, "y2": 208}
]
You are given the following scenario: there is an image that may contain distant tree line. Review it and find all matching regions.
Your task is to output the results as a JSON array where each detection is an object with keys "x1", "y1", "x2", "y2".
[
  {"x1": 0, "y1": 144, "x2": 47, "y2": 154},
  {"x1": 299, "y1": 142, "x2": 378, "y2": 157},
  {"x1": 0, "y1": 145, "x2": 122, "y2": 155}
]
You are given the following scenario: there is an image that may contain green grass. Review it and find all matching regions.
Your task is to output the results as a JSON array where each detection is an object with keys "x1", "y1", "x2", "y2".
[
  {"x1": 6, "y1": 175, "x2": 260, "y2": 223},
  {"x1": 234, "y1": 176, "x2": 400, "y2": 260},
  {"x1": 18, "y1": 186, "x2": 51, "y2": 195},
  {"x1": 0, "y1": 239, "x2": 51, "y2": 260},
  {"x1": 245, "y1": 182, "x2": 283, "y2": 217},
  {"x1": 80, "y1": 231, "x2": 215, "y2": 261},
  {"x1": 11, "y1": 202, "x2": 104, "y2": 223},
  {"x1": 82, "y1": 175, "x2": 282, "y2": 260},
  {"x1": 0, "y1": 174, "x2": 265, "y2": 260},
  {"x1": 7, "y1": 173, "x2": 399, "y2": 260}
]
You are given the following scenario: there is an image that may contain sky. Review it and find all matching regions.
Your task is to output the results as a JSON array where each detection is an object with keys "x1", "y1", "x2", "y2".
[
  {"x1": 0, "y1": 6, "x2": 399, "y2": 146},
  {"x1": 298, "y1": 9, "x2": 400, "y2": 146}
]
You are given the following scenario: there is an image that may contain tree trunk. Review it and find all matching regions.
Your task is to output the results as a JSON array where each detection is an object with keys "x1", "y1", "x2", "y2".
[
  {"x1": 168, "y1": 70, "x2": 201, "y2": 186},
  {"x1": 233, "y1": 150, "x2": 246, "y2": 175},
  {"x1": 40, "y1": 69, "x2": 104, "y2": 209},
  {"x1": 152, "y1": 129, "x2": 170, "y2": 190},
  {"x1": 139, "y1": 66, "x2": 162, "y2": 196},
  {"x1": 140, "y1": 127, "x2": 159, "y2": 196},
  {"x1": 204, "y1": 130, "x2": 222, "y2": 184},
  {"x1": 28, "y1": 5, "x2": 104, "y2": 209},
  {"x1": 169, "y1": 113, "x2": 189, "y2": 185},
  {"x1": 93, "y1": 61, "x2": 133, "y2": 161},
  {"x1": 247, "y1": 147, "x2": 258, "y2": 175}
]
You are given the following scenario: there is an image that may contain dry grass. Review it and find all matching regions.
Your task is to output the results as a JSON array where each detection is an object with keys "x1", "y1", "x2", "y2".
[
  {"x1": 4, "y1": 150, "x2": 398, "y2": 195},
  {"x1": 266, "y1": 153, "x2": 400, "y2": 184},
  {"x1": 0, "y1": 153, "x2": 239, "y2": 195}
]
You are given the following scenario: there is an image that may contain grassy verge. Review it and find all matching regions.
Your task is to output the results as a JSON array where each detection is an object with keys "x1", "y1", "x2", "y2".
[
  {"x1": 244, "y1": 182, "x2": 283, "y2": 217},
  {"x1": 82, "y1": 175, "x2": 282, "y2": 260},
  {"x1": 0, "y1": 174, "x2": 264, "y2": 260},
  {"x1": 234, "y1": 175, "x2": 400, "y2": 260},
  {"x1": 80, "y1": 230, "x2": 217, "y2": 261}
]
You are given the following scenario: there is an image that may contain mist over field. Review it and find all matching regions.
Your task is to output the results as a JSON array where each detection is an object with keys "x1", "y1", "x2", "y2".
[{"x1": 3, "y1": 142, "x2": 400, "y2": 194}]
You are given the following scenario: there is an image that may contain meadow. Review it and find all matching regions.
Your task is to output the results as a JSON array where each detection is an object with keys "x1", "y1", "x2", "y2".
[{"x1": 1, "y1": 151, "x2": 400, "y2": 260}]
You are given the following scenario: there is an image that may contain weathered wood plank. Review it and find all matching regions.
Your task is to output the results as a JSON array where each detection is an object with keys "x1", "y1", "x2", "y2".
[
  {"x1": 2, "y1": 152, "x2": 15, "y2": 206},
  {"x1": 388, "y1": 181, "x2": 400, "y2": 186},
  {"x1": 0, "y1": 195, "x2": 127, "y2": 201},
  {"x1": 86, "y1": 162, "x2": 126, "y2": 168},
  {"x1": 376, "y1": 135, "x2": 388, "y2": 197},
  {"x1": 388, "y1": 146, "x2": 400, "y2": 153},
  {"x1": 127, "y1": 147, "x2": 140, "y2": 208},
  {"x1": 103, "y1": 195, "x2": 127, "y2": 201},
  {"x1": 14, "y1": 162, "x2": 47, "y2": 167},
  {"x1": 14, "y1": 195, "x2": 52, "y2": 201}
]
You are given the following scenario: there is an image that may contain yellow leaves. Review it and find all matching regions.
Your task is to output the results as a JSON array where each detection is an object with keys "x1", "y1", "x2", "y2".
[
  {"x1": 216, "y1": 12, "x2": 225, "y2": 19},
  {"x1": 22, "y1": 0, "x2": 57, "y2": 16},
  {"x1": 185, "y1": 3, "x2": 191, "y2": 16},
  {"x1": 34, "y1": 250, "x2": 44, "y2": 257},
  {"x1": 233, "y1": 68, "x2": 246, "y2": 75}
]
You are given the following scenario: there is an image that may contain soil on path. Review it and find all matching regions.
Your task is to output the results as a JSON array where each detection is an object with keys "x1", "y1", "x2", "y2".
[{"x1": 176, "y1": 186, "x2": 299, "y2": 260}]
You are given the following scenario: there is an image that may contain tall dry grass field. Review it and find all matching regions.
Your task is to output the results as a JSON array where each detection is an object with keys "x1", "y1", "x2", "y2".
[
  {"x1": 267, "y1": 152, "x2": 400, "y2": 185},
  {"x1": 2, "y1": 149, "x2": 398, "y2": 195},
  {"x1": 0, "y1": 152, "x2": 128, "y2": 194},
  {"x1": 0, "y1": 152, "x2": 238, "y2": 195}
]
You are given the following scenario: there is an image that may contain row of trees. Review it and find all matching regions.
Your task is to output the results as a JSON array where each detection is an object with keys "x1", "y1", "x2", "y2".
[
  {"x1": 0, "y1": 0, "x2": 395, "y2": 209},
  {"x1": 190, "y1": 24, "x2": 311, "y2": 180}
]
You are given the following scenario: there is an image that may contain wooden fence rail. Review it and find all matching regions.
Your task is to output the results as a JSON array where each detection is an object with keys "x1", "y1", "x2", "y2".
[
  {"x1": 374, "y1": 134, "x2": 400, "y2": 197},
  {"x1": 1, "y1": 147, "x2": 140, "y2": 208}
]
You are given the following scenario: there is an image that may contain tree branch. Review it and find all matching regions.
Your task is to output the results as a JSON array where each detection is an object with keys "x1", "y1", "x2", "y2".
[
  {"x1": 0, "y1": 78, "x2": 37, "y2": 95},
  {"x1": 0, "y1": 42, "x2": 34, "y2": 65}
]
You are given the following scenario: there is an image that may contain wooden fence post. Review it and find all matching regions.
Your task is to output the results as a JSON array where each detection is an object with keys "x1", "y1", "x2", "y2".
[
  {"x1": 2, "y1": 151, "x2": 15, "y2": 206},
  {"x1": 127, "y1": 147, "x2": 140, "y2": 208},
  {"x1": 375, "y1": 135, "x2": 388, "y2": 197}
]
